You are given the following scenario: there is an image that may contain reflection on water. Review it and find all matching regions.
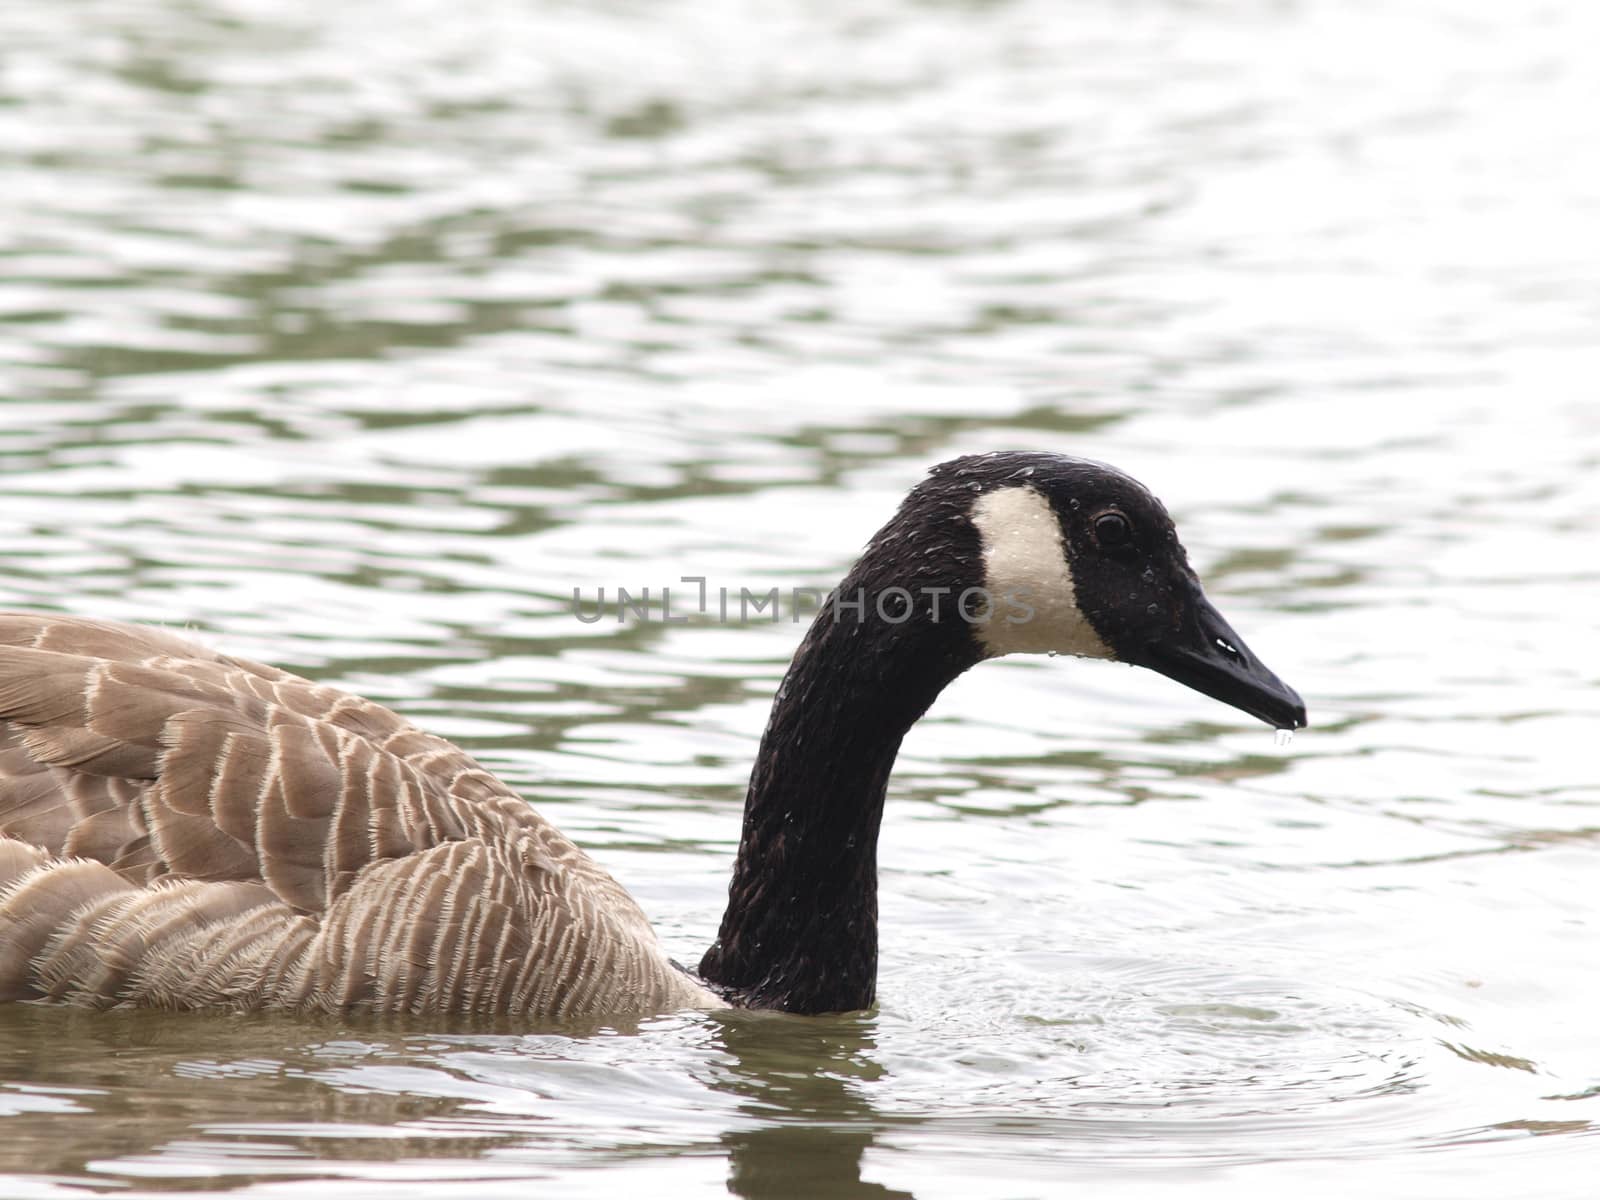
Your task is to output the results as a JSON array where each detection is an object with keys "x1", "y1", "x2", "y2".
[
  {"x1": 2, "y1": 0, "x2": 1599, "y2": 1195},
  {"x1": 0, "y1": 1005, "x2": 918, "y2": 1199},
  {"x1": 713, "y1": 1014, "x2": 913, "y2": 1200}
]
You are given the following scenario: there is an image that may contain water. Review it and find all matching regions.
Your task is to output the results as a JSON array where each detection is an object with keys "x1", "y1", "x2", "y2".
[{"x1": 1, "y1": 0, "x2": 1597, "y2": 1195}]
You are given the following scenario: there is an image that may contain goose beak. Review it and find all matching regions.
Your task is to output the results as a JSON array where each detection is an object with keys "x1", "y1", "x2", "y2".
[{"x1": 1132, "y1": 580, "x2": 1307, "y2": 731}]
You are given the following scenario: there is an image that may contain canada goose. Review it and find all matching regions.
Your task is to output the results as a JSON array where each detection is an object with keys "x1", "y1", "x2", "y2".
[{"x1": 0, "y1": 452, "x2": 1304, "y2": 1019}]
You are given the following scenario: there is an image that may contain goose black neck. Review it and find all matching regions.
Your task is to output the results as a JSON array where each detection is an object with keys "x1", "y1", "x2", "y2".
[{"x1": 698, "y1": 499, "x2": 984, "y2": 1013}]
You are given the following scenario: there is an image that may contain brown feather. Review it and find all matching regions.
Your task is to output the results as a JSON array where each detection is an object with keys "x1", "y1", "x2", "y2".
[{"x1": 0, "y1": 612, "x2": 718, "y2": 1018}]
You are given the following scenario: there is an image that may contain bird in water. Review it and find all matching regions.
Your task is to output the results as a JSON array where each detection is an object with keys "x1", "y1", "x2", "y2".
[{"x1": 0, "y1": 452, "x2": 1305, "y2": 1019}]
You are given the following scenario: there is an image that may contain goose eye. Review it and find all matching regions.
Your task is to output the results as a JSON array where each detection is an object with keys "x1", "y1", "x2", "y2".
[{"x1": 1093, "y1": 511, "x2": 1132, "y2": 547}]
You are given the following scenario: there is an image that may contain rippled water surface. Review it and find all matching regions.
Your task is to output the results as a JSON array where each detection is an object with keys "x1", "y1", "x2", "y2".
[{"x1": 2, "y1": 0, "x2": 1597, "y2": 1196}]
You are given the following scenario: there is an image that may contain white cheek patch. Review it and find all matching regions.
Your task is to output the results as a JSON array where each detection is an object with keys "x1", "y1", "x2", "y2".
[{"x1": 968, "y1": 486, "x2": 1115, "y2": 660}]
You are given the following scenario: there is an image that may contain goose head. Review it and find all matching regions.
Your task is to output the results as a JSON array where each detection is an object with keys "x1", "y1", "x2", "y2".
[
  {"x1": 707, "y1": 450, "x2": 1305, "y2": 1012},
  {"x1": 880, "y1": 451, "x2": 1308, "y2": 730}
]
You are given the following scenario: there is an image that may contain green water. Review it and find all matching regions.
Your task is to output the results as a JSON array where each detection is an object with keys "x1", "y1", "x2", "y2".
[{"x1": 1, "y1": 0, "x2": 1597, "y2": 1196}]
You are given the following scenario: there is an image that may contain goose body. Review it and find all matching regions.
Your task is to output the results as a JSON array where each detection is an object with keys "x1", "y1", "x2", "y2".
[{"x1": 0, "y1": 453, "x2": 1305, "y2": 1019}]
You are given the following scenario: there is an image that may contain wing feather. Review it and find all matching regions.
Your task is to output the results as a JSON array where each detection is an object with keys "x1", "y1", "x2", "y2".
[{"x1": 0, "y1": 612, "x2": 718, "y2": 1016}]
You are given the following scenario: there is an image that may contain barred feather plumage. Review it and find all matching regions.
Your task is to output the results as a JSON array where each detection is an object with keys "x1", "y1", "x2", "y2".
[{"x1": 0, "y1": 613, "x2": 720, "y2": 1018}]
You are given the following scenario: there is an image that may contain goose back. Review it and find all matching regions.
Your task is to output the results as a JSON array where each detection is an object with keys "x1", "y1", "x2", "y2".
[{"x1": 0, "y1": 613, "x2": 717, "y2": 1017}]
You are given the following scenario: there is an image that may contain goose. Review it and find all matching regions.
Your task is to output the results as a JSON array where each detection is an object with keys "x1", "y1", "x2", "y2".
[{"x1": 0, "y1": 451, "x2": 1305, "y2": 1019}]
